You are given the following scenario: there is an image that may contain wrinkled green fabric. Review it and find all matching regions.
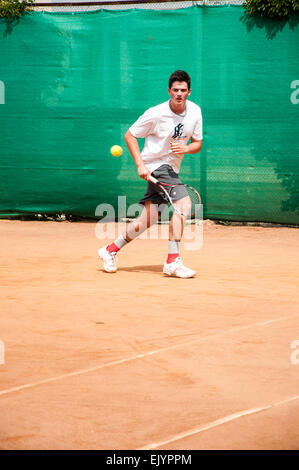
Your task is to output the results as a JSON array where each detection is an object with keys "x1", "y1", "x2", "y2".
[{"x1": 0, "y1": 6, "x2": 298, "y2": 223}]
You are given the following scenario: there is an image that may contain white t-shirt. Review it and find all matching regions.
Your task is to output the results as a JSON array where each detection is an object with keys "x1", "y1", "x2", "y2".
[{"x1": 129, "y1": 99, "x2": 202, "y2": 173}]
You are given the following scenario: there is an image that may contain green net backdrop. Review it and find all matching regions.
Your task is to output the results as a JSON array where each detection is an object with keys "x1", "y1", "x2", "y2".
[{"x1": 0, "y1": 6, "x2": 298, "y2": 223}]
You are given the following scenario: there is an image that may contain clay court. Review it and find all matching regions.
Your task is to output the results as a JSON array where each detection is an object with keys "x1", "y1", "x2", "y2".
[{"x1": 0, "y1": 219, "x2": 298, "y2": 450}]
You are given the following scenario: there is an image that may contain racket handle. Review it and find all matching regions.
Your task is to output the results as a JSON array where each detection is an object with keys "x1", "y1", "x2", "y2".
[{"x1": 148, "y1": 175, "x2": 158, "y2": 184}]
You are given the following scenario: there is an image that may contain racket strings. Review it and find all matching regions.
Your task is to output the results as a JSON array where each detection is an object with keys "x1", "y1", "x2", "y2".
[
  {"x1": 169, "y1": 185, "x2": 200, "y2": 217},
  {"x1": 186, "y1": 186, "x2": 201, "y2": 216}
]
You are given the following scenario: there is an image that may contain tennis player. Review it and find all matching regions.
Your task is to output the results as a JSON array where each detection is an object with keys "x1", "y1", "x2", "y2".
[{"x1": 99, "y1": 70, "x2": 202, "y2": 278}]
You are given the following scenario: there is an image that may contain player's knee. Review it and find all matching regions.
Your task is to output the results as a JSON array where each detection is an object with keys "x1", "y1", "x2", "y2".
[{"x1": 179, "y1": 196, "x2": 191, "y2": 213}]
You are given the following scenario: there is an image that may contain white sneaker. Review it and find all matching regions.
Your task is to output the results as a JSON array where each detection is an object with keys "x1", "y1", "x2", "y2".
[
  {"x1": 98, "y1": 245, "x2": 118, "y2": 273},
  {"x1": 163, "y1": 257, "x2": 196, "y2": 278}
]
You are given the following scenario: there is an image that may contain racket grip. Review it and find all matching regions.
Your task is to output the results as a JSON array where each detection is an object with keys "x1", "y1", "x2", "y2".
[{"x1": 148, "y1": 175, "x2": 158, "y2": 184}]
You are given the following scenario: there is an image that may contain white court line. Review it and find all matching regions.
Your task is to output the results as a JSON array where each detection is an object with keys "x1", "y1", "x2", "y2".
[
  {"x1": 0, "y1": 313, "x2": 298, "y2": 398},
  {"x1": 138, "y1": 395, "x2": 299, "y2": 450}
]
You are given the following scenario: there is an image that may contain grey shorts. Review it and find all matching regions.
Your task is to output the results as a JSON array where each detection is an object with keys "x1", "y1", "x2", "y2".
[{"x1": 139, "y1": 164, "x2": 188, "y2": 206}]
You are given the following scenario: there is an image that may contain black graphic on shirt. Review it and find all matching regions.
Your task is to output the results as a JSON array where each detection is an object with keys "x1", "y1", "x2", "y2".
[{"x1": 172, "y1": 123, "x2": 184, "y2": 139}]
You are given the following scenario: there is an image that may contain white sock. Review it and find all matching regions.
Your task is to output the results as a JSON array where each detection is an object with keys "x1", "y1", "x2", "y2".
[
  {"x1": 168, "y1": 240, "x2": 180, "y2": 253},
  {"x1": 167, "y1": 240, "x2": 180, "y2": 263},
  {"x1": 114, "y1": 233, "x2": 129, "y2": 250}
]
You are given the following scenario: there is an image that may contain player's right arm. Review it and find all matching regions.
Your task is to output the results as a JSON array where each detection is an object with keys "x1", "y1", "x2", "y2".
[{"x1": 124, "y1": 130, "x2": 151, "y2": 181}]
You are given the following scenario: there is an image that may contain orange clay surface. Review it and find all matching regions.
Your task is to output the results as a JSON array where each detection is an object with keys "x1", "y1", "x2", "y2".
[{"x1": 0, "y1": 220, "x2": 298, "y2": 450}]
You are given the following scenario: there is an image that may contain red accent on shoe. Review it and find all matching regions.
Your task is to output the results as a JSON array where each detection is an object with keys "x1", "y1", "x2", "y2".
[
  {"x1": 166, "y1": 253, "x2": 179, "y2": 264},
  {"x1": 106, "y1": 243, "x2": 119, "y2": 253}
]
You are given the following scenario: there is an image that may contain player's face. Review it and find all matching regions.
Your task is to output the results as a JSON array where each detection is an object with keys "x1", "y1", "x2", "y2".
[{"x1": 168, "y1": 81, "x2": 191, "y2": 106}]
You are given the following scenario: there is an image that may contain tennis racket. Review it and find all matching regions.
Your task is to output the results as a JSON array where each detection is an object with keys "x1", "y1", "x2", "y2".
[{"x1": 149, "y1": 175, "x2": 201, "y2": 218}]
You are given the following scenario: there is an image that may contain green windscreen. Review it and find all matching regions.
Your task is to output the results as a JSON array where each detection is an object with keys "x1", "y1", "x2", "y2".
[{"x1": 0, "y1": 6, "x2": 298, "y2": 223}]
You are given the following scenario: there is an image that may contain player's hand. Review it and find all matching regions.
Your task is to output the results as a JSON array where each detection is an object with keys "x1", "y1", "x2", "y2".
[
  {"x1": 170, "y1": 141, "x2": 188, "y2": 155},
  {"x1": 137, "y1": 164, "x2": 151, "y2": 181}
]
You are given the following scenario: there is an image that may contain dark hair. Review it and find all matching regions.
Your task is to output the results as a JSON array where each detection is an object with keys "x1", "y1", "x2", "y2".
[{"x1": 169, "y1": 70, "x2": 191, "y2": 90}]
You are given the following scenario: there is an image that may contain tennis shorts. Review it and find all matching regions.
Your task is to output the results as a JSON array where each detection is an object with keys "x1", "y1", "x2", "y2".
[{"x1": 139, "y1": 164, "x2": 188, "y2": 206}]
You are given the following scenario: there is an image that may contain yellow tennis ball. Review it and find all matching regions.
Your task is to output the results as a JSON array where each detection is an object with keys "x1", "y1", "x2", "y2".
[{"x1": 110, "y1": 145, "x2": 123, "y2": 157}]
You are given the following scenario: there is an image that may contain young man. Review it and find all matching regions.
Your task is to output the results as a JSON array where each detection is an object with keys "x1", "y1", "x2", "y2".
[{"x1": 99, "y1": 70, "x2": 202, "y2": 278}]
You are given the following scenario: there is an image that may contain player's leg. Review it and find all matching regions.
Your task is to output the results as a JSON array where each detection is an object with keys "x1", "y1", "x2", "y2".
[
  {"x1": 164, "y1": 195, "x2": 195, "y2": 278},
  {"x1": 98, "y1": 201, "x2": 159, "y2": 273},
  {"x1": 125, "y1": 201, "x2": 160, "y2": 241},
  {"x1": 168, "y1": 195, "x2": 191, "y2": 241}
]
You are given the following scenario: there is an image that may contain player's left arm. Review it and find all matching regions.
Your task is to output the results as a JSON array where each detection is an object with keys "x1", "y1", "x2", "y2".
[
  {"x1": 171, "y1": 137, "x2": 202, "y2": 156},
  {"x1": 185, "y1": 137, "x2": 202, "y2": 154}
]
